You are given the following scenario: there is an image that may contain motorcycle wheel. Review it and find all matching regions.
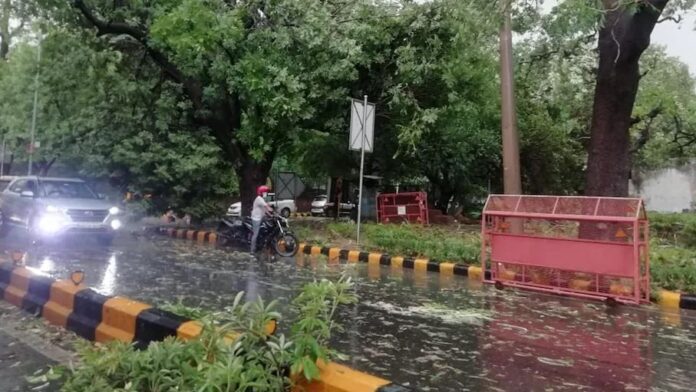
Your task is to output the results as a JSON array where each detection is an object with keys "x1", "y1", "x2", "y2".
[{"x1": 272, "y1": 233, "x2": 298, "y2": 257}]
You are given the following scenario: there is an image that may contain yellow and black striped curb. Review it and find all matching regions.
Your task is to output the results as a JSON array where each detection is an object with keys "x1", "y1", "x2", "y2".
[
  {"x1": 290, "y1": 212, "x2": 312, "y2": 218},
  {"x1": 657, "y1": 289, "x2": 696, "y2": 310},
  {"x1": 298, "y1": 244, "x2": 696, "y2": 311},
  {"x1": 153, "y1": 227, "x2": 219, "y2": 244},
  {"x1": 299, "y1": 243, "x2": 490, "y2": 280},
  {"x1": 0, "y1": 261, "x2": 409, "y2": 392}
]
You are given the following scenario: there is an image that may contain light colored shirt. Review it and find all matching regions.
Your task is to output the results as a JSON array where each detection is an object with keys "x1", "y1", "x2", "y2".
[{"x1": 251, "y1": 195, "x2": 268, "y2": 221}]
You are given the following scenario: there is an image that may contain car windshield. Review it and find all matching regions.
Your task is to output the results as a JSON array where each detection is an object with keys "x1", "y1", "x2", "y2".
[
  {"x1": 39, "y1": 180, "x2": 97, "y2": 199},
  {"x1": 0, "y1": 180, "x2": 11, "y2": 191}
]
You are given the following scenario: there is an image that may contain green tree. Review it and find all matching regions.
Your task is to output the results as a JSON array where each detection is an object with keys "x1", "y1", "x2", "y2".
[
  {"x1": 631, "y1": 46, "x2": 696, "y2": 170},
  {"x1": 43, "y1": 0, "x2": 378, "y2": 214},
  {"x1": 0, "y1": 0, "x2": 31, "y2": 60},
  {"x1": 0, "y1": 28, "x2": 239, "y2": 216}
]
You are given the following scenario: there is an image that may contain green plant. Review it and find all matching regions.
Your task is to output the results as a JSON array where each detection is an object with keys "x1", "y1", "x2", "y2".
[
  {"x1": 48, "y1": 277, "x2": 356, "y2": 391},
  {"x1": 160, "y1": 299, "x2": 209, "y2": 320}
]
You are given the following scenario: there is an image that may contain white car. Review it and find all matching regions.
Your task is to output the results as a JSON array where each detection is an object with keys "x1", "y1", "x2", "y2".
[
  {"x1": 310, "y1": 194, "x2": 354, "y2": 217},
  {"x1": 0, "y1": 176, "x2": 122, "y2": 245},
  {"x1": 227, "y1": 193, "x2": 297, "y2": 218}
]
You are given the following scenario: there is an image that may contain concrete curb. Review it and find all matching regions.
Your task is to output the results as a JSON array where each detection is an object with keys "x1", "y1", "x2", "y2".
[
  {"x1": 298, "y1": 244, "x2": 696, "y2": 312},
  {"x1": 0, "y1": 260, "x2": 409, "y2": 392},
  {"x1": 0, "y1": 262, "x2": 199, "y2": 346},
  {"x1": 157, "y1": 227, "x2": 218, "y2": 245},
  {"x1": 299, "y1": 243, "x2": 490, "y2": 281},
  {"x1": 290, "y1": 212, "x2": 312, "y2": 218},
  {"x1": 657, "y1": 289, "x2": 696, "y2": 310}
]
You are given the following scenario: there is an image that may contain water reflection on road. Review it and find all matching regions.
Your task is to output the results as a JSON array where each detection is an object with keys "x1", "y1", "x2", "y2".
[{"x1": 2, "y1": 230, "x2": 695, "y2": 391}]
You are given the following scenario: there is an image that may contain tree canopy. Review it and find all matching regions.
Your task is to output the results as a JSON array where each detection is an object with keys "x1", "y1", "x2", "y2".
[{"x1": 0, "y1": 0, "x2": 694, "y2": 217}]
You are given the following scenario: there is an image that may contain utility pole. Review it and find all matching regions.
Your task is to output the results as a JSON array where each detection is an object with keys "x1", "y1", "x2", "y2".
[
  {"x1": 27, "y1": 40, "x2": 40, "y2": 175},
  {"x1": 499, "y1": 1, "x2": 521, "y2": 195},
  {"x1": 1, "y1": 135, "x2": 5, "y2": 176}
]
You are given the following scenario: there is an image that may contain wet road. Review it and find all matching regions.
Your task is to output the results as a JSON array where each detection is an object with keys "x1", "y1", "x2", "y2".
[{"x1": 2, "y1": 229, "x2": 696, "y2": 391}]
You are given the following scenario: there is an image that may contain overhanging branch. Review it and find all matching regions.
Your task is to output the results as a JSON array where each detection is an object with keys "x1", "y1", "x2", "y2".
[
  {"x1": 72, "y1": 0, "x2": 204, "y2": 111},
  {"x1": 73, "y1": 0, "x2": 145, "y2": 39}
]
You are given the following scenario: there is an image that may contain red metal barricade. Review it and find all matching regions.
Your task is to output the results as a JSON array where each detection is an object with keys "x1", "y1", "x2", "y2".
[
  {"x1": 377, "y1": 192, "x2": 429, "y2": 224},
  {"x1": 481, "y1": 195, "x2": 650, "y2": 304}
]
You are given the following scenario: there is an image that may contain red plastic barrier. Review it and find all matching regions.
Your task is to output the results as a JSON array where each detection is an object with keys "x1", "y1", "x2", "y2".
[
  {"x1": 481, "y1": 195, "x2": 650, "y2": 304},
  {"x1": 377, "y1": 192, "x2": 429, "y2": 224}
]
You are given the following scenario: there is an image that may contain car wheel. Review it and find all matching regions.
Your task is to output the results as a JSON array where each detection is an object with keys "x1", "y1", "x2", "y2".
[
  {"x1": 280, "y1": 208, "x2": 291, "y2": 218},
  {"x1": 97, "y1": 234, "x2": 115, "y2": 246}
]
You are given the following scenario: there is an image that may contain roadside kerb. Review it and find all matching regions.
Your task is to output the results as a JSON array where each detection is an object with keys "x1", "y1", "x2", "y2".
[
  {"x1": 297, "y1": 244, "x2": 696, "y2": 311},
  {"x1": 299, "y1": 243, "x2": 489, "y2": 281},
  {"x1": 0, "y1": 260, "x2": 408, "y2": 391}
]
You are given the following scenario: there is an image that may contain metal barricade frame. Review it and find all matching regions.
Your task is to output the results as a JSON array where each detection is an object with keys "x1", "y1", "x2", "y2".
[
  {"x1": 480, "y1": 195, "x2": 650, "y2": 304},
  {"x1": 377, "y1": 192, "x2": 429, "y2": 224}
]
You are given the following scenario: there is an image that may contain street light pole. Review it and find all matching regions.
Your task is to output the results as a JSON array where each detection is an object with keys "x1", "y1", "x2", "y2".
[
  {"x1": 500, "y1": 1, "x2": 521, "y2": 195},
  {"x1": 27, "y1": 41, "x2": 41, "y2": 176}
]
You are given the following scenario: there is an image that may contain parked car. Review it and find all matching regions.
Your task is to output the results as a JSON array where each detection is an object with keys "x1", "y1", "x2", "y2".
[
  {"x1": 310, "y1": 194, "x2": 354, "y2": 217},
  {"x1": 227, "y1": 193, "x2": 297, "y2": 218},
  {"x1": 0, "y1": 176, "x2": 123, "y2": 245},
  {"x1": 0, "y1": 176, "x2": 16, "y2": 191}
]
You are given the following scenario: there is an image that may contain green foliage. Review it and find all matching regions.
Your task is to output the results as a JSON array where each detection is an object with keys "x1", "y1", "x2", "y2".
[
  {"x1": 160, "y1": 299, "x2": 209, "y2": 320},
  {"x1": 632, "y1": 47, "x2": 696, "y2": 170},
  {"x1": 296, "y1": 221, "x2": 481, "y2": 264},
  {"x1": 650, "y1": 213, "x2": 696, "y2": 247},
  {"x1": 648, "y1": 213, "x2": 696, "y2": 293},
  {"x1": 651, "y1": 243, "x2": 696, "y2": 293},
  {"x1": 50, "y1": 277, "x2": 356, "y2": 392}
]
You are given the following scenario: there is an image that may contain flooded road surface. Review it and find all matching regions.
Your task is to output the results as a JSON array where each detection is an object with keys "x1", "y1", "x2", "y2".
[{"x1": 2, "y1": 229, "x2": 696, "y2": 391}]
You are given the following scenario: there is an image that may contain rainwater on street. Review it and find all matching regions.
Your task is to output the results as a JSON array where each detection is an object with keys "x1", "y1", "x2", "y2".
[{"x1": 2, "y1": 229, "x2": 695, "y2": 391}]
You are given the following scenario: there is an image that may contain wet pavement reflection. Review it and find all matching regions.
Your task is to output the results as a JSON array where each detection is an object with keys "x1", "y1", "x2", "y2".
[{"x1": 2, "y1": 230, "x2": 696, "y2": 391}]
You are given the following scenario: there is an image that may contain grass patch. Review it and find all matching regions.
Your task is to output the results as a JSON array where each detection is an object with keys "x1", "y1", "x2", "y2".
[{"x1": 294, "y1": 220, "x2": 480, "y2": 264}]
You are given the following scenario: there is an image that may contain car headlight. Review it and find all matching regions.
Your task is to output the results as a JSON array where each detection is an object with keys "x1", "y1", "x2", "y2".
[
  {"x1": 38, "y1": 214, "x2": 67, "y2": 234},
  {"x1": 109, "y1": 207, "x2": 120, "y2": 215},
  {"x1": 110, "y1": 219, "x2": 122, "y2": 230},
  {"x1": 45, "y1": 205, "x2": 63, "y2": 213}
]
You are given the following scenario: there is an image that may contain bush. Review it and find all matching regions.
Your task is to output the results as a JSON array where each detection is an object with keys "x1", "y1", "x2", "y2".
[
  {"x1": 651, "y1": 243, "x2": 696, "y2": 293},
  {"x1": 649, "y1": 212, "x2": 696, "y2": 247},
  {"x1": 47, "y1": 277, "x2": 356, "y2": 392}
]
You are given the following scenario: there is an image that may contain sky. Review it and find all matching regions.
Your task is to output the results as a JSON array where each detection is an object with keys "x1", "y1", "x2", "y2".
[{"x1": 541, "y1": 1, "x2": 696, "y2": 76}]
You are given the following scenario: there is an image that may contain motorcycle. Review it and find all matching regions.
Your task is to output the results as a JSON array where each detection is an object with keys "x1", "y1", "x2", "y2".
[{"x1": 216, "y1": 213, "x2": 299, "y2": 257}]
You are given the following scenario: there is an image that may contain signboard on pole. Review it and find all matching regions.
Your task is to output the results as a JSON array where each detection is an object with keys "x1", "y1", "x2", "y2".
[
  {"x1": 349, "y1": 99, "x2": 375, "y2": 153},
  {"x1": 273, "y1": 171, "x2": 305, "y2": 200},
  {"x1": 349, "y1": 96, "x2": 375, "y2": 246}
]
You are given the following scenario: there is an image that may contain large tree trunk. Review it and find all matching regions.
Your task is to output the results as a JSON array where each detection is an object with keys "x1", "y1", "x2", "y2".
[
  {"x1": 237, "y1": 154, "x2": 273, "y2": 217},
  {"x1": 585, "y1": 0, "x2": 668, "y2": 196},
  {"x1": 0, "y1": 0, "x2": 10, "y2": 60}
]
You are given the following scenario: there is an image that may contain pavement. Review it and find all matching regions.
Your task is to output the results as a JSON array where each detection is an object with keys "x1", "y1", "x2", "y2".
[
  {"x1": 2, "y1": 226, "x2": 696, "y2": 391},
  {"x1": 0, "y1": 302, "x2": 75, "y2": 392}
]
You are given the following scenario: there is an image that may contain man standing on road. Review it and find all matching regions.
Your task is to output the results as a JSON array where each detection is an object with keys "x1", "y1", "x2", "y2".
[{"x1": 251, "y1": 185, "x2": 272, "y2": 254}]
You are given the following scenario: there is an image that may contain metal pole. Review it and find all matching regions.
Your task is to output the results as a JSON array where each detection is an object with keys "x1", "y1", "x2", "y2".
[
  {"x1": 28, "y1": 41, "x2": 41, "y2": 176},
  {"x1": 500, "y1": 1, "x2": 521, "y2": 195},
  {"x1": 0, "y1": 136, "x2": 5, "y2": 176},
  {"x1": 356, "y1": 95, "x2": 368, "y2": 246}
]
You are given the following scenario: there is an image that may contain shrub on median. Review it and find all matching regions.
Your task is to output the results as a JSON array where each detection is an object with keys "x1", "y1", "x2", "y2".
[{"x1": 50, "y1": 276, "x2": 356, "y2": 392}]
